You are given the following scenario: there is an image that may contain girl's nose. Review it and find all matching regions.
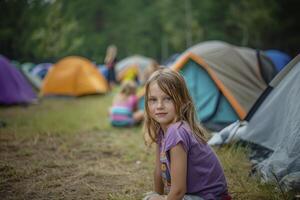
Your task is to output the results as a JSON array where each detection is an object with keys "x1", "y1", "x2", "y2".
[{"x1": 157, "y1": 100, "x2": 164, "y2": 108}]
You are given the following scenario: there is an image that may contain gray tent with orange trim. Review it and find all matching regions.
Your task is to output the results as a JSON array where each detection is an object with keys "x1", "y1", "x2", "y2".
[
  {"x1": 170, "y1": 41, "x2": 276, "y2": 131},
  {"x1": 41, "y1": 56, "x2": 109, "y2": 96}
]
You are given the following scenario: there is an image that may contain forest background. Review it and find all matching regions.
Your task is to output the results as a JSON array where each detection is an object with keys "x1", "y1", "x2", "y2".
[{"x1": 0, "y1": 0, "x2": 299, "y2": 64}]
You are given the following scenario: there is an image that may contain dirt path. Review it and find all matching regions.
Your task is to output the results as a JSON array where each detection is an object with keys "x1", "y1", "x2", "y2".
[{"x1": 0, "y1": 132, "x2": 151, "y2": 200}]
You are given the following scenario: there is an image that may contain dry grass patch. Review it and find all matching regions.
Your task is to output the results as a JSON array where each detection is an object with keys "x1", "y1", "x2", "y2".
[{"x1": 0, "y1": 130, "x2": 152, "y2": 200}]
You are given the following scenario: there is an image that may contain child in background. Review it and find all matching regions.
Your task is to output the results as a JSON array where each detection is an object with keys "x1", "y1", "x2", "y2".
[
  {"x1": 104, "y1": 44, "x2": 118, "y2": 89},
  {"x1": 109, "y1": 80, "x2": 143, "y2": 127},
  {"x1": 143, "y1": 68, "x2": 231, "y2": 200}
]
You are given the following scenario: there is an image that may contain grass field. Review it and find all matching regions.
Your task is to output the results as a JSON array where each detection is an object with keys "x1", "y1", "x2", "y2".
[{"x1": 0, "y1": 91, "x2": 294, "y2": 199}]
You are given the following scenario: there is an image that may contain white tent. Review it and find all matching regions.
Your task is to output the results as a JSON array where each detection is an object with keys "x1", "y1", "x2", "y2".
[{"x1": 209, "y1": 55, "x2": 300, "y2": 191}]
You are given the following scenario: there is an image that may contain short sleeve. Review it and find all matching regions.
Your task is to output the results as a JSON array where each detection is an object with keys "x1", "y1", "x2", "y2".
[{"x1": 164, "y1": 123, "x2": 191, "y2": 153}]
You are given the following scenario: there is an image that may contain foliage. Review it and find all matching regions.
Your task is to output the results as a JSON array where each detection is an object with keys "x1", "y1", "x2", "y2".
[{"x1": 0, "y1": 0, "x2": 299, "y2": 63}]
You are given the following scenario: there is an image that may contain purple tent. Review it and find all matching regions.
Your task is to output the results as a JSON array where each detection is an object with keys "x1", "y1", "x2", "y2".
[{"x1": 0, "y1": 55, "x2": 36, "y2": 105}]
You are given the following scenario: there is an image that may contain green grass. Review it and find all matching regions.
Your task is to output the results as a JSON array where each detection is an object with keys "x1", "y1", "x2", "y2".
[
  {"x1": 0, "y1": 94, "x2": 114, "y2": 137},
  {"x1": 0, "y1": 90, "x2": 296, "y2": 199}
]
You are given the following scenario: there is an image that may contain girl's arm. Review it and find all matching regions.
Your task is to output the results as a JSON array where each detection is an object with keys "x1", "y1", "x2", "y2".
[
  {"x1": 167, "y1": 143, "x2": 187, "y2": 200},
  {"x1": 154, "y1": 143, "x2": 164, "y2": 195}
]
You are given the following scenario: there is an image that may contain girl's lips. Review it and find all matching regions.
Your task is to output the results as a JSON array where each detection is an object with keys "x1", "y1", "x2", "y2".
[{"x1": 155, "y1": 113, "x2": 167, "y2": 117}]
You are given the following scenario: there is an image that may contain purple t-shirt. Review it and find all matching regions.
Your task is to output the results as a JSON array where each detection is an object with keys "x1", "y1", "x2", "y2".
[{"x1": 158, "y1": 121, "x2": 228, "y2": 200}]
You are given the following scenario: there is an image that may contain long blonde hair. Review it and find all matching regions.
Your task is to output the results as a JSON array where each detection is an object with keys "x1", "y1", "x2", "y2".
[
  {"x1": 113, "y1": 81, "x2": 137, "y2": 104},
  {"x1": 144, "y1": 68, "x2": 207, "y2": 144},
  {"x1": 120, "y1": 80, "x2": 137, "y2": 96},
  {"x1": 104, "y1": 45, "x2": 117, "y2": 64}
]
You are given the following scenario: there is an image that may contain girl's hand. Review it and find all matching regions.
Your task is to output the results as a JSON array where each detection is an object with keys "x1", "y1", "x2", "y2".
[{"x1": 149, "y1": 195, "x2": 166, "y2": 200}]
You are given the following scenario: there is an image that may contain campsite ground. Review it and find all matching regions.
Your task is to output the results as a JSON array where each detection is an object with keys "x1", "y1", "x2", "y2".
[{"x1": 0, "y1": 92, "x2": 294, "y2": 200}]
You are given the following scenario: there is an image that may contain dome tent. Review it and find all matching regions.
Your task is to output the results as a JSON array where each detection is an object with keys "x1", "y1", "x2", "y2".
[
  {"x1": 41, "y1": 56, "x2": 109, "y2": 96},
  {"x1": 0, "y1": 55, "x2": 36, "y2": 105},
  {"x1": 171, "y1": 41, "x2": 276, "y2": 130},
  {"x1": 138, "y1": 41, "x2": 276, "y2": 131},
  {"x1": 265, "y1": 49, "x2": 292, "y2": 72},
  {"x1": 115, "y1": 55, "x2": 156, "y2": 84}
]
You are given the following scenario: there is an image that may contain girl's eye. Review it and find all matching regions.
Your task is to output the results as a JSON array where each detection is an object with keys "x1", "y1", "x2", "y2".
[
  {"x1": 164, "y1": 97, "x2": 172, "y2": 101},
  {"x1": 148, "y1": 98, "x2": 156, "y2": 102}
]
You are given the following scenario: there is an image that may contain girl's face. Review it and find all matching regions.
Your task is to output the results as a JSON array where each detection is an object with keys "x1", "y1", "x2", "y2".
[{"x1": 147, "y1": 82, "x2": 177, "y2": 132}]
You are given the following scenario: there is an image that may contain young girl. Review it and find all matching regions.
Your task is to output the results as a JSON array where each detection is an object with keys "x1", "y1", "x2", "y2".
[
  {"x1": 109, "y1": 80, "x2": 143, "y2": 127},
  {"x1": 143, "y1": 68, "x2": 230, "y2": 200}
]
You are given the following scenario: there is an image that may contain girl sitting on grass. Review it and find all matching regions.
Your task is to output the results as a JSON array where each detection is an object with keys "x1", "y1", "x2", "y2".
[
  {"x1": 109, "y1": 80, "x2": 143, "y2": 127},
  {"x1": 143, "y1": 68, "x2": 231, "y2": 200}
]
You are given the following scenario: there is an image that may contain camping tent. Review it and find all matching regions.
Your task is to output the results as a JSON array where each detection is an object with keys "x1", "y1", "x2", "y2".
[
  {"x1": 0, "y1": 55, "x2": 36, "y2": 105},
  {"x1": 97, "y1": 64, "x2": 109, "y2": 81},
  {"x1": 241, "y1": 55, "x2": 300, "y2": 191},
  {"x1": 209, "y1": 55, "x2": 300, "y2": 191},
  {"x1": 31, "y1": 63, "x2": 53, "y2": 79},
  {"x1": 265, "y1": 50, "x2": 292, "y2": 72},
  {"x1": 170, "y1": 41, "x2": 276, "y2": 130},
  {"x1": 240, "y1": 55, "x2": 300, "y2": 149},
  {"x1": 20, "y1": 62, "x2": 42, "y2": 89},
  {"x1": 41, "y1": 56, "x2": 109, "y2": 96},
  {"x1": 115, "y1": 55, "x2": 156, "y2": 84}
]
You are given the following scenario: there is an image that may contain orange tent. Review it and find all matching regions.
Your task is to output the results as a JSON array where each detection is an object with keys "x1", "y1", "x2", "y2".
[{"x1": 41, "y1": 56, "x2": 109, "y2": 96}]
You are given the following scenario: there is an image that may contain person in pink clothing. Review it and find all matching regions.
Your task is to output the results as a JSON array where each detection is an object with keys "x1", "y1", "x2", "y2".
[{"x1": 109, "y1": 80, "x2": 144, "y2": 127}]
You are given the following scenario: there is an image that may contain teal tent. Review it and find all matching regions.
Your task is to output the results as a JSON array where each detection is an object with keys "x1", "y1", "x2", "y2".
[{"x1": 139, "y1": 41, "x2": 276, "y2": 131}]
